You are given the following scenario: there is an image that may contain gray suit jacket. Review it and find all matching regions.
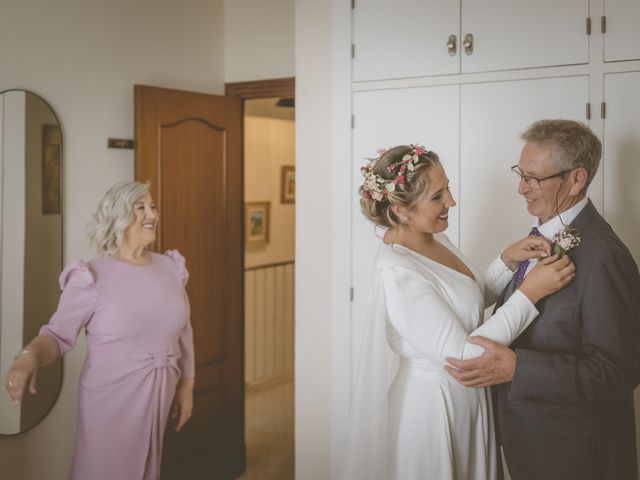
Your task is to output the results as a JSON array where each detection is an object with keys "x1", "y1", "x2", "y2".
[{"x1": 495, "y1": 200, "x2": 640, "y2": 480}]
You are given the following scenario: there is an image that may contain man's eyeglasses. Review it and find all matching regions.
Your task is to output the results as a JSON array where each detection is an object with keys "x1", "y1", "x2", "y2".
[{"x1": 510, "y1": 165, "x2": 573, "y2": 190}]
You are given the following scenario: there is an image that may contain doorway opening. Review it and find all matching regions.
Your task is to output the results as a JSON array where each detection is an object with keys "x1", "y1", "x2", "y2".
[{"x1": 227, "y1": 79, "x2": 295, "y2": 480}]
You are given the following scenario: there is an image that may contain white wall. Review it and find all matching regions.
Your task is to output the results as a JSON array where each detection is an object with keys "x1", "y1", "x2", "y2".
[
  {"x1": 0, "y1": 91, "x2": 26, "y2": 435},
  {"x1": 294, "y1": 0, "x2": 355, "y2": 476},
  {"x1": 224, "y1": 0, "x2": 295, "y2": 82},
  {"x1": 294, "y1": 0, "x2": 343, "y2": 478},
  {"x1": 0, "y1": 0, "x2": 224, "y2": 477},
  {"x1": 244, "y1": 115, "x2": 295, "y2": 268}
]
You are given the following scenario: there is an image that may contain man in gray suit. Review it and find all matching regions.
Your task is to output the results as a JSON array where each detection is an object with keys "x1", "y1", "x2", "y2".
[{"x1": 446, "y1": 119, "x2": 640, "y2": 479}]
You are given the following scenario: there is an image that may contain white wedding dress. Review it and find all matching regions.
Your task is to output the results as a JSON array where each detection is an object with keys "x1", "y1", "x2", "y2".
[{"x1": 343, "y1": 233, "x2": 539, "y2": 480}]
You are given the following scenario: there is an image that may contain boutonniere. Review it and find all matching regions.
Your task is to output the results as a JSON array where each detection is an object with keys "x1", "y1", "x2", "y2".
[{"x1": 553, "y1": 226, "x2": 581, "y2": 257}]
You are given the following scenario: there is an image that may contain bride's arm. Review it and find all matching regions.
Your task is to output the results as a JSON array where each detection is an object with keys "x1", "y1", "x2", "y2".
[
  {"x1": 483, "y1": 235, "x2": 554, "y2": 305},
  {"x1": 483, "y1": 255, "x2": 515, "y2": 306},
  {"x1": 381, "y1": 265, "x2": 539, "y2": 364}
]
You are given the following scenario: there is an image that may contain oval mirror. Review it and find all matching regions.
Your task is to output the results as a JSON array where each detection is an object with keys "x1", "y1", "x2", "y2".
[{"x1": 0, "y1": 89, "x2": 63, "y2": 434}]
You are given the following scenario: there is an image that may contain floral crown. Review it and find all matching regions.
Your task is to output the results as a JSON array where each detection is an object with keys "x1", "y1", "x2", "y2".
[{"x1": 360, "y1": 144, "x2": 430, "y2": 201}]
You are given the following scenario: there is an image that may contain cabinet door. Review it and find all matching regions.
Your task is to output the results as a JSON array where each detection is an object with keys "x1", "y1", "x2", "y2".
[
  {"x1": 351, "y1": 85, "x2": 459, "y2": 368},
  {"x1": 604, "y1": 0, "x2": 640, "y2": 62},
  {"x1": 603, "y1": 71, "x2": 640, "y2": 263},
  {"x1": 602, "y1": 70, "x2": 640, "y2": 473},
  {"x1": 353, "y1": 0, "x2": 460, "y2": 81},
  {"x1": 460, "y1": 76, "x2": 589, "y2": 269},
  {"x1": 461, "y1": 0, "x2": 588, "y2": 73}
]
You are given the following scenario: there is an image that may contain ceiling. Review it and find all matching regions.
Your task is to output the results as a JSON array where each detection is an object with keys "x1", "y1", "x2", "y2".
[{"x1": 245, "y1": 97, "x2": 294, "y2": 121}]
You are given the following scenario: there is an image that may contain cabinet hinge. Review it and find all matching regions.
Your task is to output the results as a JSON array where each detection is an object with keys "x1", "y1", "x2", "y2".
[
  {"x1": 601, "y1": 102, "x2": 606, "y2": 119},
  {"x1": 586, "y1": 17, "x2": 591, "y2": 35},
  {"x1": 601, "y1": 16, "x2": 607, "y2": 34},
  {"x1": 351, "y1": 0, "x2": 355, "y2": 9},
  {"x1": 351, "y1": 115, "x2": 355, "y2": 129},
  {"x1": 351, "y1": 44, "x2": 355, "y2": 58},
  {"x1": 586, "y1": 103, "x2": 591, "y2": 120},
  {"x1": 350, "y1": 287, "x2": 354, "y2": 302}
]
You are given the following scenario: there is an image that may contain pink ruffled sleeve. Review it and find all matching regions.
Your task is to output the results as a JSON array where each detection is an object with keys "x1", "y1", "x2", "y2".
[
  {"x1": 165, "y1": 249, "x2": 194, "y2": 378},
  {"x1": 39, "y1": 261, "x2": 97, "y2": 356},
  {"x1": 165, "y1": 249, "x2": 189, "y2": 287}
]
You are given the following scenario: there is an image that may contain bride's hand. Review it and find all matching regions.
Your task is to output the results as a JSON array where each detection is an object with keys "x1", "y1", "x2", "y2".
[
  {"x1": 501, "y1": 235, "x2": 552, "y2": 271},
  {"x1": 519, "y1": 254, "x2": 575, "y2": 304}
]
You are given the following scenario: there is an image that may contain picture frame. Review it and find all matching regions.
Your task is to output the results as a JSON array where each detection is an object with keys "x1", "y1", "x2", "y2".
[
  {"x1": 280, "y1": 165, "x2": 295, "y2": 204},
  {"x1": 245, "y1": 201, "x2": 270, "y2": 246},
  {"x1": 42, "y1": 124, "x2": 61, "y2": 214}
]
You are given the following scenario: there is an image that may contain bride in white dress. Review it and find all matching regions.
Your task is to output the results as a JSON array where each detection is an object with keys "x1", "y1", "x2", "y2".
[{"x1": 344, "y1": 145, "x2": 575, "y2": 480}]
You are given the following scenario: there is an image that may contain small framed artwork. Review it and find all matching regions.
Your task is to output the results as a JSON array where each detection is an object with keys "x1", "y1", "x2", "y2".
[
  {"x1": 245, "y1": 201, "x2": 270, "y2": 246},
  {"x1": 280, "y1": 165, "x2": 295, "y2": 204},
  {"x1": 42, "y1": 124, "x2": 62, "y2": 214}
]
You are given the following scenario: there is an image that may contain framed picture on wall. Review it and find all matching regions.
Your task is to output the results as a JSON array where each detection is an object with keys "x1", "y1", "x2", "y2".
[
  {"x1": 280, "y1": 165, "x2": 295, "y2": 204},
  {"x1": 42, "y1": 124, "x2": 61, "y2": 214},
  {"x1": 245, "y1": 201, "x2": 270, "y2": 246}
]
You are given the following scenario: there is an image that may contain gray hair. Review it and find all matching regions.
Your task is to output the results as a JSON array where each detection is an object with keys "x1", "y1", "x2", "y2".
[
  {"x1": 86, "y1": 180, "x2": 151, "y2": 255},
  {"x1": 521, "y1": 119, "x2": 601, "y2": 191}
]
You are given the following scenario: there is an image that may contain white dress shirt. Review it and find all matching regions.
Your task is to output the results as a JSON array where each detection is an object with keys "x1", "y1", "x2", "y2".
[{"x1": 522, "y1": 196, "x2": 588, "y2": 276}]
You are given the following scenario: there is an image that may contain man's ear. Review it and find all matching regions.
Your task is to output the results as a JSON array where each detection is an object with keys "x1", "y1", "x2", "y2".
[{"x1": 569, "y1": 167, "x2": 589, "y2": 196}]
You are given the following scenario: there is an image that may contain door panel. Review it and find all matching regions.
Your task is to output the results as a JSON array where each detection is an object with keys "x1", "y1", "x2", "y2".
[
  {"x1": 603, "y1": 71, "x2": 640, "y2": 472},
  {"x1": 461, "y1": 0, "x2": 589, "y2": 73},
  {"x1": 604, "y1": 0, "x2": 640, "y2": 62},
  {"x1": 460, "y1": 76, "x2": 589, "y2": 269},
  {"x1": 603, "y1": 71, "x2": 640, "y2": 264},
  {"x1": 351, "y1": 85, "x2": 460, "y2": 377},
  {"x1": 135, "y1": 85, "x2": 244, "y2": 479},
  {"x1": 353, "y1": 0, "x2": 460, "y2": 81}
]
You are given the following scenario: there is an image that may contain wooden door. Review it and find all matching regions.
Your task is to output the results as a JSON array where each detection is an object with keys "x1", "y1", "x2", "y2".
[{"x1": 134, "y1": 85, "x2": 244, "y2": 479}]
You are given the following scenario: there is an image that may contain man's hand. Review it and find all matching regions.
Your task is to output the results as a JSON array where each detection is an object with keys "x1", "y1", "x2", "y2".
[{"x1": 444, "y1": 336, "x2": 516, "y2": 388}]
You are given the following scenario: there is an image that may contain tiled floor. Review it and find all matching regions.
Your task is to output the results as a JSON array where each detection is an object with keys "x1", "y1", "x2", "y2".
[{"x1": 235, "y1": 379, "x2": 294, "y2": 480}]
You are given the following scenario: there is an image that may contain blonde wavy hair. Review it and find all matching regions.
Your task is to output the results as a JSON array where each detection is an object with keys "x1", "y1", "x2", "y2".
[
  {"x1": 360, "y1": 145, "x2": 440, "y2": 228},
  {"x1": 86, "y1": 180, "x2": 151, "y2": 255}
]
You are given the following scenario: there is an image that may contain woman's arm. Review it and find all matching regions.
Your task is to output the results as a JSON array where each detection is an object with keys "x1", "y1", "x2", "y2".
[
  {"x1": 171, "y1": 377, "x2": 194, "y2": 432},
  {"x1": 4, "y1": 261, "x2": 96, "y2": 405},
  {"x1": 5, "y1": 335, "x2": 60, "y2": 405}
]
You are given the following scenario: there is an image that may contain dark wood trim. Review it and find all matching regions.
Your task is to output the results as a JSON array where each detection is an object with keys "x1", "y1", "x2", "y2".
[
  {"x1": 245, "y1": 260, "x2": 295, "y2": 272},
  {"x1": 225, "y1": 77, "x2": 295, "y2": 100}
]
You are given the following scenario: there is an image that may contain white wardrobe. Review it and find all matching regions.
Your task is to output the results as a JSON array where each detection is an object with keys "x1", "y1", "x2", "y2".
[{"x1": 348, "y1": 0, "x2": 640, "y2": 475}]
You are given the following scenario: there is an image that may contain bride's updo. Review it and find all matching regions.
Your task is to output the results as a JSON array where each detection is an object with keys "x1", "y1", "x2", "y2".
[{"x1": 359, "y1": 144, "x2": 440, "y2": 228}]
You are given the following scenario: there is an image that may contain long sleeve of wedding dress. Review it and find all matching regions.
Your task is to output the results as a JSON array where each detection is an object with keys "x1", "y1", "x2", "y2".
[{"x1": 381, "y1": 263, "x2": 538, "y2": 363}]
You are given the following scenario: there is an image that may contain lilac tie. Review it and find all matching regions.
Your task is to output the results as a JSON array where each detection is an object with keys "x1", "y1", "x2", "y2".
[{"x1": 513, "y1": 227, "x2": 542, "y2": 289}]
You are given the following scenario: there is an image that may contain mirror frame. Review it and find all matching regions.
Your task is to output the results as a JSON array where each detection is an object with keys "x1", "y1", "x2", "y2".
[{"x1": 0, "y1": 88, "x2": 64, "y2": 435}]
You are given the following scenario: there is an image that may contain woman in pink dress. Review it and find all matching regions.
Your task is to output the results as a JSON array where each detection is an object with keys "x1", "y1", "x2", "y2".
[{"x1": 4, "y1": 180, "x2": 195, "y2": 480}]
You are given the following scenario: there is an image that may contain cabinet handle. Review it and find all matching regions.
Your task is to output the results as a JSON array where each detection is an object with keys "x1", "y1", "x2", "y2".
[
  {"x1": 447, "y1": 34, "x2": 457, "y2": 56},
  {"x1": 463, "y1": 33, "x2": 474, "y2": 55}
]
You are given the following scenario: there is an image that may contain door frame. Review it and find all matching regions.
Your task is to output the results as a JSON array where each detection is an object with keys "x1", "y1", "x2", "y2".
[
  {"x1": 225, "y1": 75, "x2": 295, "y2": 469},
  {"x1": 225, "y1": 77, "x2": 294, "y2": 100}
]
